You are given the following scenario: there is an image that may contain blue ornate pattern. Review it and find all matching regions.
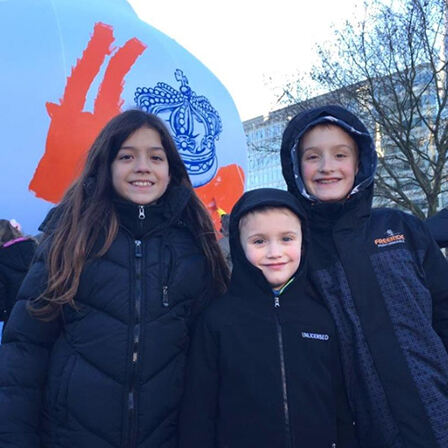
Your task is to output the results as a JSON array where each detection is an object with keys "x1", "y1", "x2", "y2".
[{"x1": 135, "y1": 70, "x2": 222, "y2": 187}]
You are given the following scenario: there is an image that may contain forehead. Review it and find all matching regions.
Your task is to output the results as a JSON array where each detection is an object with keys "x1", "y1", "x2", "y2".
[
  {"x1": 120, "y1": 126, "x2": 164, "y2": 148},
  {"x1": 301, "y1": 123, "x2": 357, "y2": 151},
  {"x1": 239, "y1": 207, "x2": 301, "y2": 233}
]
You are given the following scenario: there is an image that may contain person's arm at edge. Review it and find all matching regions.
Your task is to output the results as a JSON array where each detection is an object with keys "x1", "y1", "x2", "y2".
[
  {"x1": 179, "y1": 310, "x2": 220, "y2": 448},
  {"x1": 0, "y1": 251, "x2": 61, "y2": 447}
]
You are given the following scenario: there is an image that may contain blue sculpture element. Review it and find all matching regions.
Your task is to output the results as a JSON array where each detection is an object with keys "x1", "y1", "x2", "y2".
[{"x1": 135, "y1": 69, "x2": 222, "y2": 187}]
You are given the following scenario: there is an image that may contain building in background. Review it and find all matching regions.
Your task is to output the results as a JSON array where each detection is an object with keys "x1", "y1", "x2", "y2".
[{"x1": 243, "y1": 104, "x2": 300, "y2": 191}]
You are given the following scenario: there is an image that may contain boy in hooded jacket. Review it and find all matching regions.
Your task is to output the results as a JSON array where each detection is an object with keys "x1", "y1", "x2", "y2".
[
  {"x1": 179, "y1": 188, "x2": 359, "y2": 448},
  {"x1": 280, "y1": 105, "x2": 448, "y2": 448}
]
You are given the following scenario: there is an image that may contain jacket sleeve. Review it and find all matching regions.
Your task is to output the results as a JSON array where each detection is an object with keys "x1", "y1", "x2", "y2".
[
  {"x1": 0, "y1": 256, "x2": 60, "y2": 447},
  {"x1": 425, "y1": 208, "x2": 448, "y2": 248},
  {"x1": 179, "y1": 311, "x2": 219, "y2": 448},
  {"x1": 420, "y1": 221, "x2": 448, "y2": 353}
]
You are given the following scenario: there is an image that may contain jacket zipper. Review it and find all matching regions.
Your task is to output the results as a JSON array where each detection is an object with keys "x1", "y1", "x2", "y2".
[
  {"x1": 138, "y1": 205, "x2": 145, "y2": 235},
  {"x1": 274, "y1": 294, "x2": 293, "y2": 448},
  {"x1": 161, "y1": 244, "x2": 173, "y2": 307},
  {"x1": 127, "y1": 239, "x2": 143, "y2": 448}
]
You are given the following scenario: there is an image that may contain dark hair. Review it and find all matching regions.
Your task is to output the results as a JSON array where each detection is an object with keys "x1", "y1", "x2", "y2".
[
  {"x1": 30, "y1": 109, "x2": 229, "y2": 320},
  {"x1": 0, "y1": 219, "x2": 22, "y2": 245}
]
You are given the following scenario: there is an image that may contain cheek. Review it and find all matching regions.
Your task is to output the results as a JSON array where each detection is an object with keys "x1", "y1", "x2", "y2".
[
  {"x1": 161, "y1": 165, "x2": 170, "y2": 185},
  {"x1": 289, "y1": 246, "x2": 301, "y2": 263},
  {"x1": 111, "y1": 164, "x2": 121, "y2": 188},
  {"x1": 346, "y1": 160, "x2": 358, "y2": 179},
  {"x1": 300, "y1": 162, "x2": 314, "y2": 185},
  {"x1": 243, "y1": 245, "x2": 260, "y2": 265}
]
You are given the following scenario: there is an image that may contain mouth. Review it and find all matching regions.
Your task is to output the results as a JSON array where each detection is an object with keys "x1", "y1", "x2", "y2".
[
  {"x1": 315, "y1": 178, "x2": 341, "y2": 184},
  {"x1": 264, "y1": 262, "x2": 286, "y2": 270},
  {"x1": 130, "y1": 180, "x2": 154, "y2": 187}
]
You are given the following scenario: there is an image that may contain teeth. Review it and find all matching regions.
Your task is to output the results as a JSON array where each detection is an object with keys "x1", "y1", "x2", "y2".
[
  {"x1": 132, "y1": 181, "x2": 152, "y2": 186},
  {"x1": 317, "y1": 179, "x2": 339, "y2": 184}
]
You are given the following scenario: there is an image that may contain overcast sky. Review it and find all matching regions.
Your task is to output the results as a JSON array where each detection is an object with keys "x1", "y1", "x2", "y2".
[{"x1": 127, "y1": 0, "x2": 361, "y2": 121}]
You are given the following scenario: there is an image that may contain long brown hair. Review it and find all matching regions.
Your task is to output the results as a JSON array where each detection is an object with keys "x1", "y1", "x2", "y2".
[{"x1": 31, "y1": 109, "x2": 229, "y2": 320}]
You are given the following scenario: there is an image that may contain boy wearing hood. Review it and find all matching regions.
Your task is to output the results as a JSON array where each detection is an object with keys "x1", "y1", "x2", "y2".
[
  {"x1": 281, "y1": 105, "x2": 448, "y2": 448},
  {"x1": 179, "y1": 188, "x2": 358, "y2": 448}
]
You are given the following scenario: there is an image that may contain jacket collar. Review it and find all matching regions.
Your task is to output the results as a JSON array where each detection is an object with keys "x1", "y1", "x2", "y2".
[{"x1": 113, "y1": 185, "x2": 192, "y2": 238}]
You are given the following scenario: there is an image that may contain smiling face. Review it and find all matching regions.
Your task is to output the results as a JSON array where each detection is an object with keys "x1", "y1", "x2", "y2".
[
  {"x1": 111, "y1": 126, "x2": 171, "y2": 205},
  {"x1": 239, "y1": 207, "x2": 302, "y2": 290},
  {"x1": 300, "y1": 124, "x2": 359, "y2": 202}
]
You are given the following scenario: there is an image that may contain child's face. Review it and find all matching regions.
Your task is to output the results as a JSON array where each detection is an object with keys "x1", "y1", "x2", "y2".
[
  {"x1": 239, "y1": 208, "x2": 302, "y2": 290},
  {"x1": 111, "y1": 126, "x2": 170, "y2": 205},
  {"x1": 300, "y1": 124, "x2": 359, "y2": 202}
]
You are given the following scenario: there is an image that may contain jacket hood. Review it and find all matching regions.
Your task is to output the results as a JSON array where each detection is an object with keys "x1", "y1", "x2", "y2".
[
  {"x1": 229, "y1": 188, "x2": 308, "y2": 294},
  {"x1": 280, "y1": 105, "x2": 377, "y2": 202}
]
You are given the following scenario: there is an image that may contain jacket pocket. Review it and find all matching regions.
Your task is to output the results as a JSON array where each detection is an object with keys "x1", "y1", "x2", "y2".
[
  {"x1": 161, "y1": 243, "x2": 174, "y2": 308},
  {"x1": 55, "y1": 354, "x2": 77, "y2": 423}
]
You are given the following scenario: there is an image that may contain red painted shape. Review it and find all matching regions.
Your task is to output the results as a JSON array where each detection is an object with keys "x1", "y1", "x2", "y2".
[
  {"x1": 29, "y1": 22, "x2": 146, "y2": 202},
  {"x1": 196, "y1": 164, "x2": 245, "y2": 230}
]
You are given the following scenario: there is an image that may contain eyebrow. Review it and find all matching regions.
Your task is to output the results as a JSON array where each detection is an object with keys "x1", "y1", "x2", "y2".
[
  {"x1": 118, "y1": 145, "x2": 165, "y2": 151},
  {"x1": 247, "y1": 230, "x2": 299, "y2": 239},
  {"x1": 303, "y1": 144, "x2": 355, "y2": 152}
]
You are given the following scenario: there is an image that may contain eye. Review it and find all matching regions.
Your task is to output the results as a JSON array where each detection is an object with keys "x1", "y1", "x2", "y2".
[
  {"x1": 150, "y1": 150, "x2": 166, "y2": 162},
  {"x1": 252, "y1": 238, "x2": 265, "y2": 245},
  {"x1": 304, "y1": 153, "x2": 318, "y2": 161},
  {"x1": 282, "y1": 234, "x2": 298, "y2": 242},
  {"x1": 336, "y1": 153, "x2": 348, "y2": 158},
  {"x1": 117, "y1": 153, "x2": 132, "y2": 161}
]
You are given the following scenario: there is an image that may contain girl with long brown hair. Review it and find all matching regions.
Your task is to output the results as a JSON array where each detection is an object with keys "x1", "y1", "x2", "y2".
[{"x1": 0, "y1": 109, "x2": 229, "y2": 448}]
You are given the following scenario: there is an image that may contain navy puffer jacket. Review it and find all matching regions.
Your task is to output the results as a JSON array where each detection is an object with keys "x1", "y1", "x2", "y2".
[
  {"x1": 281, "y1": 106, "x2": 448, "y2": 448},
  {"x1": 0, "y1": 237, "x2": 37, "y2": 325},
  {"x1": 0, "y1": 185, "x2": 210, "y2": 448}
]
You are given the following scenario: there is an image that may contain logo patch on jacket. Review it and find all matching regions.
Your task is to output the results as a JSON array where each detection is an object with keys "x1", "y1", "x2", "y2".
[
  {"x1": 374, "y1": 229, "x2": 405, "y2": 247},
  {"x1": 301, "y1": 332, "x2": 329, "y2": 341}
]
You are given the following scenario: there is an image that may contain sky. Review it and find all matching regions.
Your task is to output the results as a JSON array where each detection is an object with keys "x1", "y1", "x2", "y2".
[{"x1": 127, "y1": 0, "x2": 362, "y2": 121}]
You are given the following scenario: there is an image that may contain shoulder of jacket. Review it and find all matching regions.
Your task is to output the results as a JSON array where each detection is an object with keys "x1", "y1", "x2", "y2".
[{"x1": 371, "y1": 207, "x2": 422, "y2": 225}]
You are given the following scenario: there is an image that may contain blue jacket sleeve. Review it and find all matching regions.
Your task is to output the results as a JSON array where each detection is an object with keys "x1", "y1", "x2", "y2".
[
  {"x1": 0, "y1": 257, "x2": 60, "y2": 447},
  {"x1": 179, "y1": 311, "x2": 219, "y2": 448}
]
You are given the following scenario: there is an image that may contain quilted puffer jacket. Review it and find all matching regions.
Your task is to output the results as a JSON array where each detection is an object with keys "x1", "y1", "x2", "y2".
[
  {"x1": 0, "y1": 185, "x2": 210, "y2": 448},
  {"x1": 280, "y1": 105, "x2": 448, "y2": 448},
  {"x1": 0, "y1": 237, "x2": 37, "y2": 326}
]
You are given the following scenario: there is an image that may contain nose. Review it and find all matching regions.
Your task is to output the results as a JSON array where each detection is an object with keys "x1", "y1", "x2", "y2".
[
  {"x1": 318, "y1": 155, "x2": 334, "y2": 173},
  {"x1": 134, "y1": 155, "x2": 151, "y2": 173},
  {"x1": 267, "y1": 241, "x2": 282, "y2": 258}
]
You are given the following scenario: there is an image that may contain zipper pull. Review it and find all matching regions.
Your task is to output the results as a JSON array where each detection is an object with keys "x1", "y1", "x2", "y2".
[
  {"x1": 135, "y1": 240, "x2": 142, "y2": 258},
  {"x1": 274, "y1": 296, "x2": 280, "y2": 308},
  {"x1": 138, "y1": 205, "x2": 145, "y2": 220},
  {"x1": 162, "y1": 285, "x2": 169, "y2": 307}
]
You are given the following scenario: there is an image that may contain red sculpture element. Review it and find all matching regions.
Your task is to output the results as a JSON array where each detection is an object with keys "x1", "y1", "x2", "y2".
[
  {"x1": 29, "y1": 22, "x2": 146, "y2": 202},
  {"x1": 196, "y1": 164, "x2": 245, "y2": 230}
]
